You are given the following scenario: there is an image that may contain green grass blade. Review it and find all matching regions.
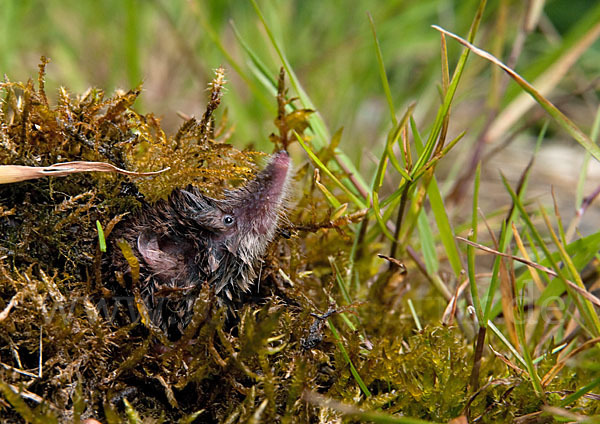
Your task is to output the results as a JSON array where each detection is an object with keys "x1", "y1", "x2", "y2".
[
  {"x1": 250, "y1": 0, "x2": 370, "y2": 196},
  {"x1": 413, "y1": 0, "x2": 487, "y2": 174},
  {"x1": 482, "y1": 219, "x2": 509, "y2": 320},
  {"x1": 330, "y1": 257, "x2": 352, "y2": 305},
  {"x1": 385, "y1": 120, "x2": 413, "y2": 181},
  {"x1": 539, "y1": 207, "x2": 600, "y2": 336},
  {"x1": 502, "y1": 178, "x2": 600, "y2": 336},
  {"x1": 433, "y1": 24, "x2": 600, "y2": 162},
  {"x1": 574, "y1": 105, "x2": 600, "y2": 215},
  {"x1": 369, "y1": 105, "x2": 415, "y2": 239},
  {"x1": 559, "y1": 377, "x2": 600, "y2": 408},
  {"x1": 409, "y1": 121, "x2": 463, "y2": 278},
  {"x1": 483, "y1": 127, "x2": 541, "y2": 319},
  {"x1": 96, "y1": 220, "x2": 106, "y2": 253},
  {"x1": 408, "y1": 299, "x2": 422, "y2": 331},
  {"x1": 482, "y1": 138, "x2": 538, "y2": 320},
  {"x1": 315, "y1": 178, "x2": 342, "y2": 209},
  {"x1": 536, "y1": 232, "x2": 600, "y2": 305},
  {"x1": 468, "y1": 163, "x2": 484, "y2": 324},
  {"x1": 487, "y1": 320, "x2": 527, "y2": 368},
  {"x1": 427, "y1": 176, "x2": 463, "y2": 278},
  {"x1": 327, "y1": 319, "x2": 371, "y2": 397},
  {"x1": 486, "y1": 231, "x2": 600, "y2": 319},
  {"x1": 417, "y1": 208, "x2": 438, "y2": 275},
  {"x1": 229, "y1": 20, "x2": 278, "y2": 95},
  {"x1": 368, "y1": 12, "x2": 397, "y2": 126},
  {"x1": 514, "y1": 288, "x2": 545, "y2": 399},
  {"x1": 373, "y1": 191, "x2": 395, "y2": 241},
  {"x1": 249, "y1": 0, "x2": 328, "y2": 147},
  {"x1": 124, "y1": 0, "x2": 141, "y2": 87},
  {"x1": 191, "y1": 5, "x2": 274, "y2": 111},
  {"x1": 295, "y1": 132, "x2": 366, "y2": 209}
]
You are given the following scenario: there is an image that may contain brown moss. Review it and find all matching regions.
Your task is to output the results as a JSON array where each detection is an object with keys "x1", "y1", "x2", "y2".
[{"x1": 0, "y1": 61, "x2": 342, "y2": 423}]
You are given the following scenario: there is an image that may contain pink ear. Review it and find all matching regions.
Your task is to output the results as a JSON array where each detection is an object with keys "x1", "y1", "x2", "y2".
[{"x1": 137, "y1": 231, "x2": 181, "y2": 277}]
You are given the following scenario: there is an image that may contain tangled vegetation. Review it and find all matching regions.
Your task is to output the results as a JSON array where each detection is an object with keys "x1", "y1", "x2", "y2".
[{"x1": 2, "y1": 1, "x2": 600, "y2": 423}]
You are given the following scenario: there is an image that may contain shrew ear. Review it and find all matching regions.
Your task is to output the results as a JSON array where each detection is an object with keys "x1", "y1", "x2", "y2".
[
  {"x1": 179, "y1": 189, "x2": 211, "y2": 210},
  {"x1": 177, "y1": 189, "x2": 226, "y2": 231},
  {"x1": 137, "y1": 231, "x2": 184, "y2": 280}
]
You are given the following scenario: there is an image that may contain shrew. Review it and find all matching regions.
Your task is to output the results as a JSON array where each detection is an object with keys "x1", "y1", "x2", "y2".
[{"x1": 112, "y1": 151, "x2": 292, "y2": 338}]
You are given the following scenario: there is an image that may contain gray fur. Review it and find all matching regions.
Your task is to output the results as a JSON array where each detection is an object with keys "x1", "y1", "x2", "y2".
[{"x1": 114, "y1": 151, "x2": 292, "y2": 337}]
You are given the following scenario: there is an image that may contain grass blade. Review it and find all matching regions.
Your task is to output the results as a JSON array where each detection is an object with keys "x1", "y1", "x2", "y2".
[
  {"x1": 327, "y1": 319, "x2": 371, "y2": 397},
  {"x1": 468, "y1": 163, "x2": 484, "y2": 324},
  {"x1": 433, "y1": 24, "x2": 600, "y2": 162},
  {"x1": 514, "y1": 287, "x2": 545, "y2": 399},
  {"x1": 368, "y1": 12, "x2": 397, "y2": 126},
  {"x1": 249, "y1": 0, "x2": 370, "y2": 196},
  {"x1": 559, "y1": 377, "x2": 600, "y2": 408},
  {"x1": 295, "y1": 132, "x2": 367, "y2": 209}
]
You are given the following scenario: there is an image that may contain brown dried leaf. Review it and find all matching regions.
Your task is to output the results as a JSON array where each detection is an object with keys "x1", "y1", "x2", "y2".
[{"x1": 0, "y1": 161, "x2": 169, "y2": 184}]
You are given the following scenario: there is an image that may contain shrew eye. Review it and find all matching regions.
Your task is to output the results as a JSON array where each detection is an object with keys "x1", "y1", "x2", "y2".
[{"x1": 223, "y1": 215, "x2": 235, "y2": 227}]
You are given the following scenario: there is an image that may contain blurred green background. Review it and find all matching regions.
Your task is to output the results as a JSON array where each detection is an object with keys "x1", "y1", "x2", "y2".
[{"x1": 1, "y1": 0, "x2": 599, "y2": 175}]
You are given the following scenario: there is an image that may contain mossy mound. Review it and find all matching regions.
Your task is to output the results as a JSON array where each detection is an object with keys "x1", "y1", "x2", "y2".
[{"x1": 1, "y1": 62, "x2": 591, "y2": 423}]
